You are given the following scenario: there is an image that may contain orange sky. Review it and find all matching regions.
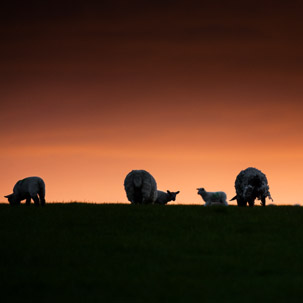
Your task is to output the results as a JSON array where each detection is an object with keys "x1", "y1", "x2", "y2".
[{"x1": 1, "y1": 1, "x2": 303, "y2": 204}]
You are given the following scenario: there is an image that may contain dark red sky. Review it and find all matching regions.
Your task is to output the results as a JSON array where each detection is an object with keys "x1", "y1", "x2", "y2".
[{"x1": 1, "y1": 1, "x2": 303, "y2": 203}]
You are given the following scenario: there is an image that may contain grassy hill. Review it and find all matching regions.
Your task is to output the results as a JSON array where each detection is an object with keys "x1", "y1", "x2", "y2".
[{"x1": 0, "y1": 203, "x2": 303, "y2": 302}]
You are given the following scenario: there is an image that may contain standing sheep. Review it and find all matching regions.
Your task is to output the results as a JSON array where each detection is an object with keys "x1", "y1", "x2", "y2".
[
  {"x1": 155, "y1": 190, "x2": 180, "y2": 205},
  {"x1": 230, "y1": 167, "x2": 273, "y2": 207},
  {"x1": 124, "y1": 170, "x2": 157, "y2": 204},
  {"x1": 197, "y1": 188, "x2": 228, "y2": 206},
  {"x1": 4, "y1": 176, "x2": 46, "y2": 206}
]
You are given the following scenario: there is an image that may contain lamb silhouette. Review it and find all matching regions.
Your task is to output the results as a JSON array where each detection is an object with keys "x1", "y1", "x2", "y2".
[{"x1": 5, "y1": 176, "x2": 46, "y2": 206}]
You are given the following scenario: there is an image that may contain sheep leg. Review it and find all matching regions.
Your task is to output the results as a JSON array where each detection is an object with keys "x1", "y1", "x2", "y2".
[
  {"x1": 248, "y1": 199, "x2": 255, "y2": 207},
  {"x1": 38, "y1": 191, "x2": 46, "y2": 206},
  {"x1": 32, "y1": 195, "x2": 40, "y2": 206},
  {"x1": 133, "y1": 188, "x2": 143, "y2": 204},
  {"x1": 237, "y1": 198, "x2": 246, "y2": 207},
  {"x1": 40, "y1": 196, "x2": 46, "y2": 206},
  {"x1": 25, "y1": 197, "x2": 31, "y2": 206},
  {"x1": 261, "y1": 196, "x2": 266, "y2": 207}
]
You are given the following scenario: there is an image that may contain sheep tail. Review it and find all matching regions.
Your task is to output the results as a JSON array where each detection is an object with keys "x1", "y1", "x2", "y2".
[
  {"x1": 133, "y1": 175, "x2": 142, "y2": 188},
  {"x1": 230, "y1": 195, "x2": 237, "y2": 201}
]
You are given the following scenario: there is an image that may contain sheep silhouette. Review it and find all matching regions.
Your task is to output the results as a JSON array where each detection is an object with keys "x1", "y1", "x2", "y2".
[
  {"x1": 155, "y1": 190, "x2": 180, "y2": 205},
  {"x1": 124, "y1": 170, "x2": 157, "y2": 204},
  {"x1": 5, "y1": 176, "x2": 46, "y2": 206},
  {"x1": 197, "y1": 188, "x2": 228, "y2": 206},
  {"x1": 231, "y1": 167, "x2": 272, "y2": 207}
]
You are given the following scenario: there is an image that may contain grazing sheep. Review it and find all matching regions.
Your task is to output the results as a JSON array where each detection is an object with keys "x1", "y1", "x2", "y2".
[
  {"x1": 124, "y1": 170, "x2": 157, "y2": 204},
  {"x1": 4, "y1": 176, "x2": 46, "y2": 206},
  {"x1": 155, "y1": 190, "x2": 180, "y2": 205},
  {"x1": 197, "y1": 188, "x2": 228, "y2": 206},
  {"x1": 230, "y1": 167, "x2": 273, "y2": 207}
]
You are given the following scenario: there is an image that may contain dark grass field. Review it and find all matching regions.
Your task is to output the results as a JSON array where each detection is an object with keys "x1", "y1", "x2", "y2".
[{"x1": 0, "y1": 203, "x2": 303, "y2": 302}]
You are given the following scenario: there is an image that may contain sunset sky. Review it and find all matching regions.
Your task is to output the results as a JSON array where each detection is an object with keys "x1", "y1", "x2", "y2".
[{"x1": 1, "y1": 1, "x2": 303, "y2": 204}]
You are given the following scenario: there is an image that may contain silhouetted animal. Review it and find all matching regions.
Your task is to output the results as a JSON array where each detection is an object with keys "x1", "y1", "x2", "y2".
[
  {"x1": 197, "y1": 188, "x2": 228, "y2": 206},
  {"x1": 5, "y1": 176, "x2": 46, "y2": 206},
  {"x1": 124, "y1": 170, "x2": 157, "y2": 204},
  {"x1": 155, "y1": 190, "x2": 180, "y2": 205},
  {"x1": 230, "y1": 167, "x2": 272, "y2": 207}
]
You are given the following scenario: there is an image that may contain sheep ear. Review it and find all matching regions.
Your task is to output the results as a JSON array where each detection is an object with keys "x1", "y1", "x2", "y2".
[
  {"x1": 176, "y1": 191, "x2": 180, "y2": 194},
  {"x1": 4, "y1": 194, "x2": 12, "y2": 198},
  {"x1": 167, "y1": 190, "x2": 171, "y2": 194}
]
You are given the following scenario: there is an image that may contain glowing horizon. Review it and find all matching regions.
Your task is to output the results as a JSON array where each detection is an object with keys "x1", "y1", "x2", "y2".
[{"x1": 1, "y1": 2, "x2": 303, "y2": 205}]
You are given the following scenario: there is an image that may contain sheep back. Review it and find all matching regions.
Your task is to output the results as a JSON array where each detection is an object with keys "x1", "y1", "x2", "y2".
[
  {"x1": 13, "y1": 177, "x2": 45, "y2": 199},
  {"x1": 124, "y1": 170, "x2": 157, "y2": 204}
]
